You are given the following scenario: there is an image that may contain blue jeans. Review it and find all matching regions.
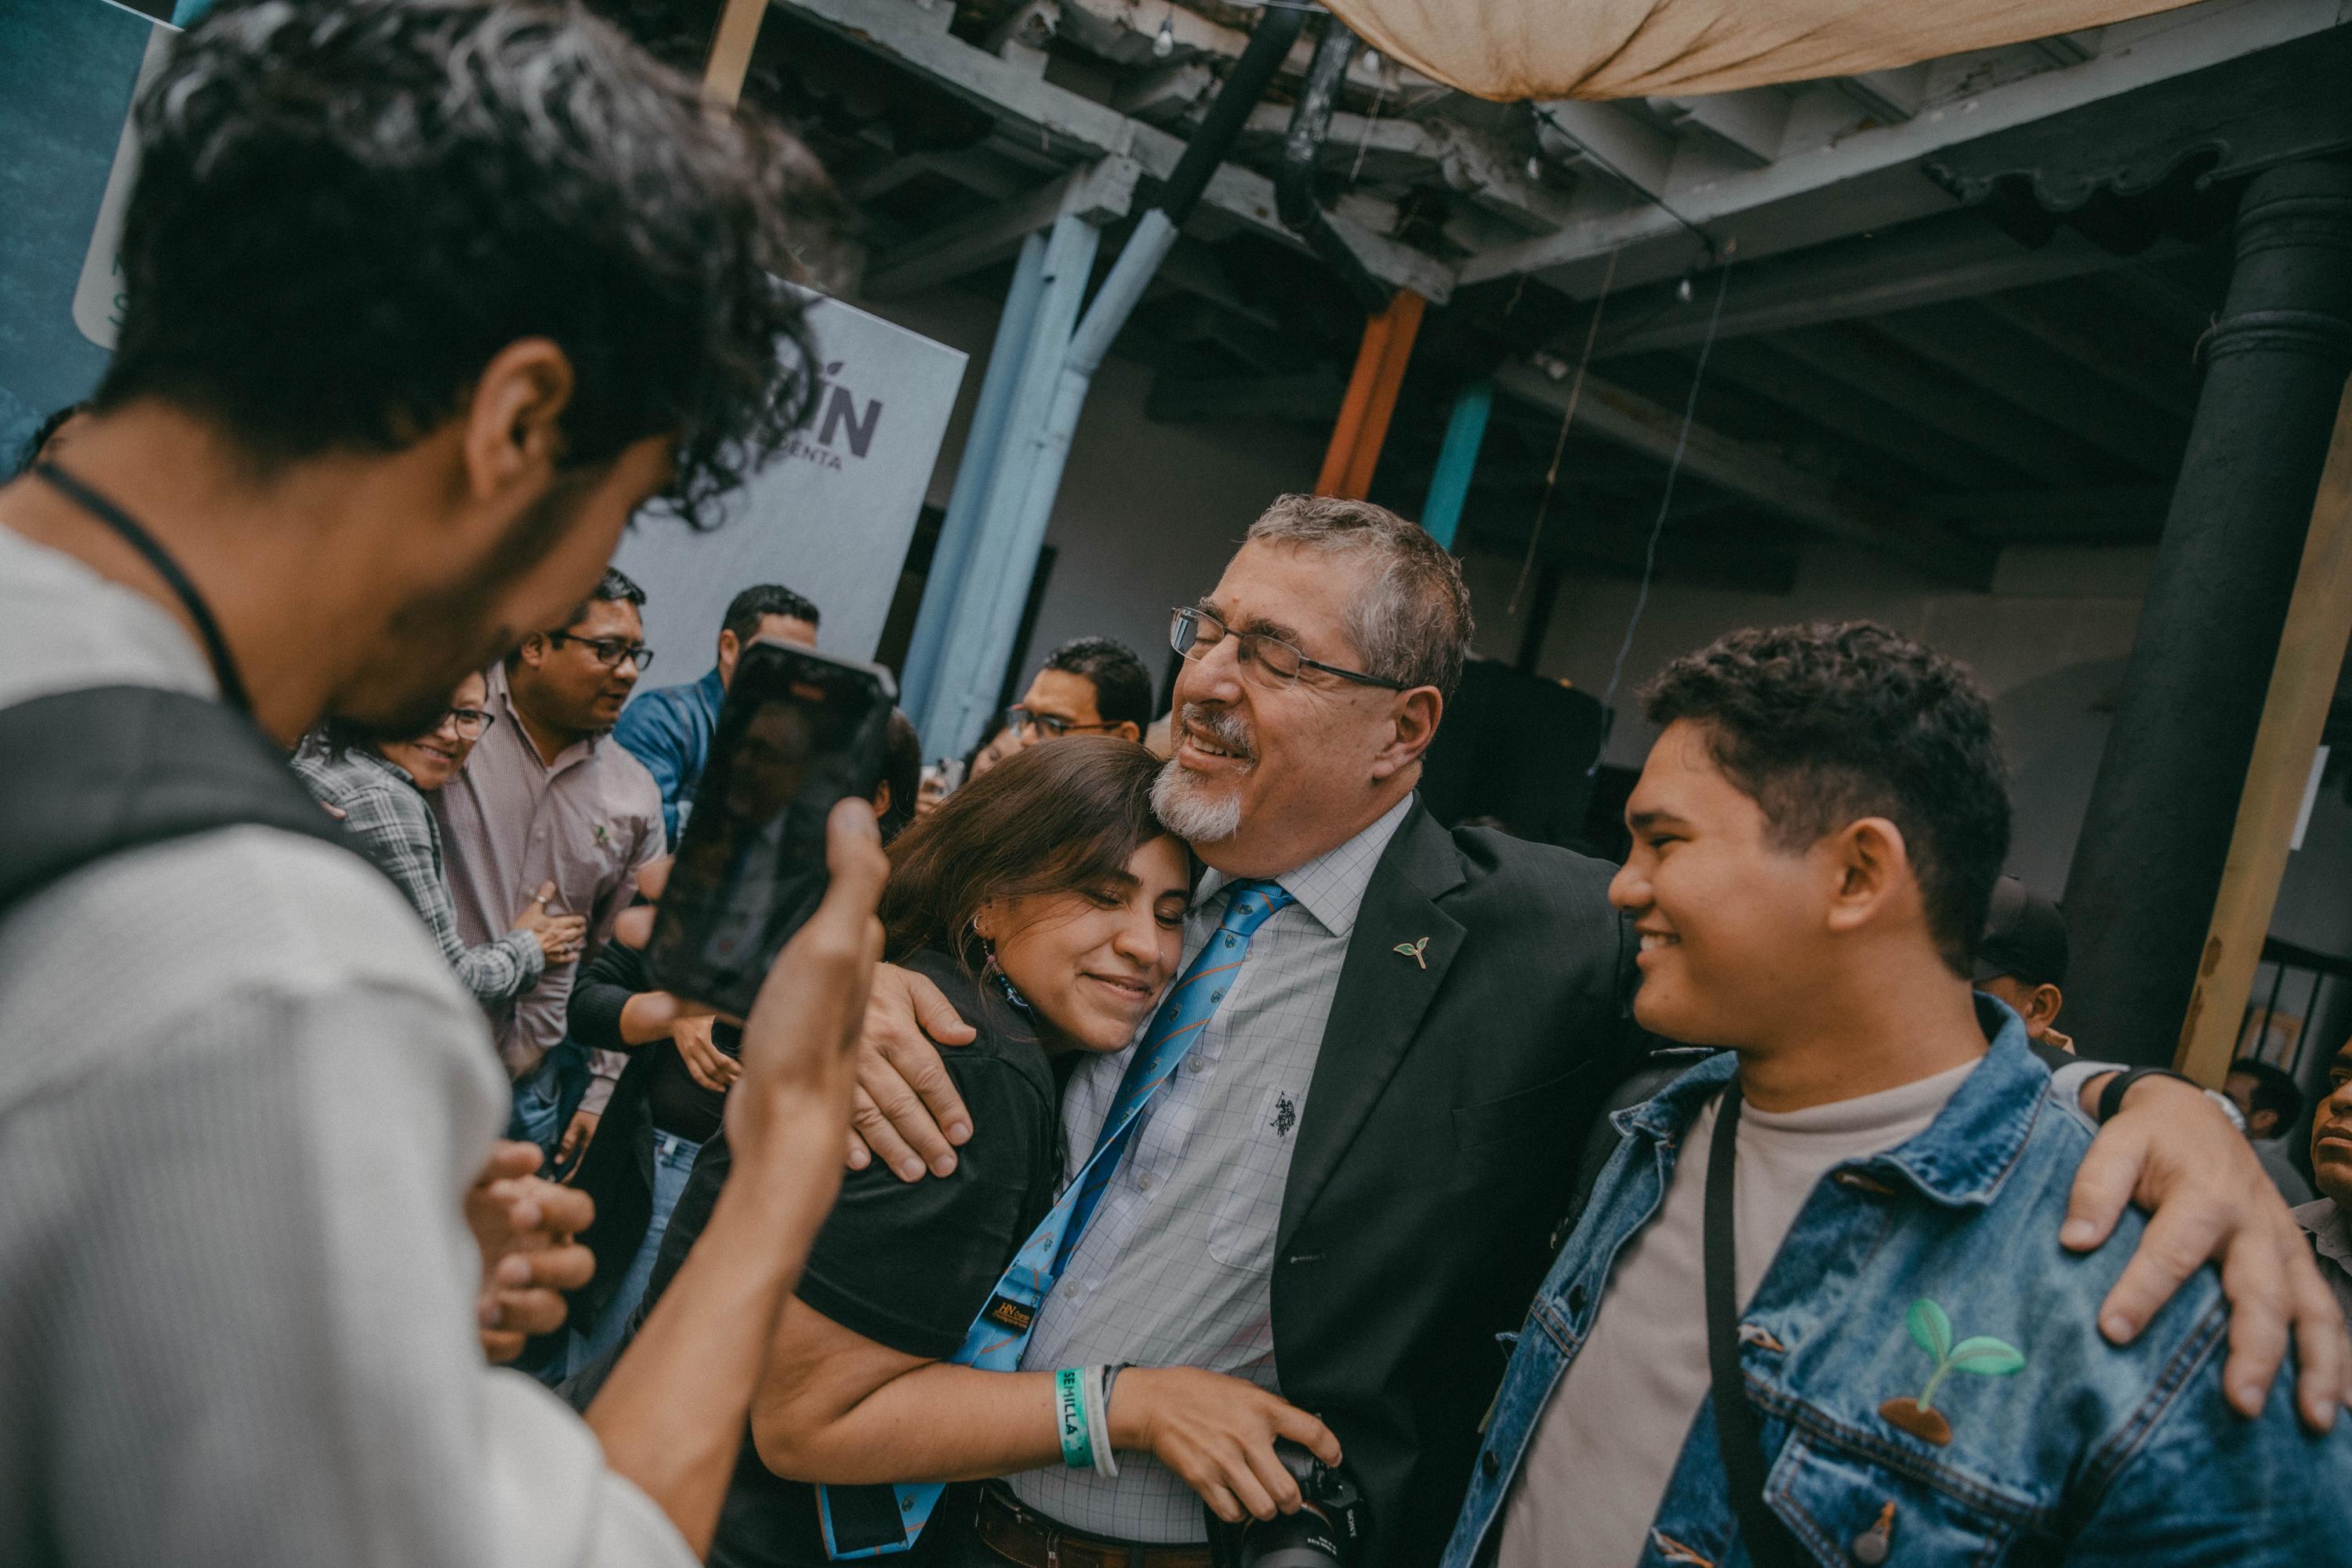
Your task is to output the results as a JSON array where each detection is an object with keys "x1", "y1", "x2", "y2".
[
  {"x1": 569, "y1": 1128, "x2": 701, "y2": 1374},
  {"x1": 506, "y1": 1040, "x2": 589, "y2": 1168}
]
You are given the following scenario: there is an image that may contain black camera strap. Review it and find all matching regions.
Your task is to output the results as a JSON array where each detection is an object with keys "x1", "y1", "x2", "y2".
[
  {"x1": 1704, "y1": 1080, "x2": 1809, "y2": 1568},
  {"x1": 33, "y1": 462, "x2": 252, "y2": 714}
]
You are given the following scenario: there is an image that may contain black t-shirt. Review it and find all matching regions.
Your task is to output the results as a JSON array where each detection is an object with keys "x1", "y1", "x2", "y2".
[
  {"x1": 701, "y1": 946, "x2": 1065, "y2": 1568},
  {"x1": 568, "y1": 928, "x2": 737, "y2": 1144}
]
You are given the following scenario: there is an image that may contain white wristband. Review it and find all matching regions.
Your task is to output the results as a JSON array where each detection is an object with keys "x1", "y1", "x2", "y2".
[{"x1": 1081, "y1": 1363, "x2": 1120, "y2": 1477}]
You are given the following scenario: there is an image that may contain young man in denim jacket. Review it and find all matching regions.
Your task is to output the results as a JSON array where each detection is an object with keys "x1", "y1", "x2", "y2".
[{"x1": 1445, "y1": 622, "x2": 2352, "y2": 1568}]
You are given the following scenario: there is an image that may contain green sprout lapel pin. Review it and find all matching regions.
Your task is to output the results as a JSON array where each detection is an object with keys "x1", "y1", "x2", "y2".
[
  {"x1": 1393, "y1": 936, "x2": 1430, "y2": 970},
  {"x1": 1878, "y1": 1298, "x2": 2024, "y2": 1446}
]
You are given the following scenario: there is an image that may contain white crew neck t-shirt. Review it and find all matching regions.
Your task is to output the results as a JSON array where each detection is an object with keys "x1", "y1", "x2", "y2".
[{"x1": 1498, "y1": 1058, "x2": 1980, "y2": 1568}]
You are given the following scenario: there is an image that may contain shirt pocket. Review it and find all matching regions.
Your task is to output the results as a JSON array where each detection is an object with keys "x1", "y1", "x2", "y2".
[
  {"x1": 1207, "y1": 1082, "x2": 1308, "y2": 1269},
  {"x1": 1769, "y1": 1428, "x2": 2025, "y2": 1568}
]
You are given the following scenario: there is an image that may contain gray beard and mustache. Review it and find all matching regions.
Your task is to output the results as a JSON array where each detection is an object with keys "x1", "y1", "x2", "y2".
[{"x1": 1152, "y1": 702, "x2": 1253, "y2": 845}]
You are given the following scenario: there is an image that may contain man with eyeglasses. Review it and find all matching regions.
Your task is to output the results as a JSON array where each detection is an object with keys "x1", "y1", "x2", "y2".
[
  {"x1": 1007, "y1": 635, "x2": 1154, "y2": 750},
  {"x1": 296, "y1": 670, "x2": 587, "y2": 1012},
  {"x1": 437, "y1": 568, "x2": 669, "y2": 1171}
]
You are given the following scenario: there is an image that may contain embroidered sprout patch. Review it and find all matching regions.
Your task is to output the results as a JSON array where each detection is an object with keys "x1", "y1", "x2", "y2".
[{"x1": 1878, "y1": 1298, "x2": 2024, "y2": 1446}]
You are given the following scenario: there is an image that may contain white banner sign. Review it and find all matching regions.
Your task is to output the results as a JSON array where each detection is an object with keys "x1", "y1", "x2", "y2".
[{"x1": 615, "y1": 292, "x2": 965, "y2": 675}]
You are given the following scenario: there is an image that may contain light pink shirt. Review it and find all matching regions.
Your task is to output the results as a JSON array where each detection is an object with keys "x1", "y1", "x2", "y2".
[{"x1": 434, "y1": 663, "x2": 665, "y2": 1106}]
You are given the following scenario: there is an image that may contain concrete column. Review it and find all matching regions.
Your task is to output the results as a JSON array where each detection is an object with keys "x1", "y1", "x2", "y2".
[{"x1": 2063, "y1": 162, "x2": 2352, "y2": 1066}]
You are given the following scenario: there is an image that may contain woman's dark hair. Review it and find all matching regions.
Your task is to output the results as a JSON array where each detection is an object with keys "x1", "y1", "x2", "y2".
[
  {"x1": 311, "y1": 717, "x2": 375, "y2": 760},
  {"x1": 96, "y1": 0, "x2": 851, "y2": 528},
  {"x1": 879, "y1": 736, "x2": 1180, "y2": 966},
  {"x1": 1642, "y1": 620, "x2": 2010, "y2": 977}
]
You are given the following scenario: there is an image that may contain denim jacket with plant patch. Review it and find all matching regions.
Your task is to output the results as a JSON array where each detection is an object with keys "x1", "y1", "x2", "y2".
[{"x1": 1443, "y1": 1007, "x2": 2352, "y2": 1567}]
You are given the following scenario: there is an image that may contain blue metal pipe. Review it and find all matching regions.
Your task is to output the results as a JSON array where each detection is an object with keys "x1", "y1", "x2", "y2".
[
  {"x1": 900, "y1": 230, "x2": 1047, "y2": 732},
  {"x1": 911, "y1": 9, "x2": 1309, "y2": 757},
  {"x1": 924, "y1": 211, "x2": 1101, "y2": 756},
  {"x1": 1421, "y1": 378, "x2": 1494, "y2": 550}
]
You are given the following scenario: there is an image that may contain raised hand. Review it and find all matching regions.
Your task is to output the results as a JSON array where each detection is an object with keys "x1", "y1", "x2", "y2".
[{"x1": 463, "y1": 1138, "x2": 597, "y2": 1362}]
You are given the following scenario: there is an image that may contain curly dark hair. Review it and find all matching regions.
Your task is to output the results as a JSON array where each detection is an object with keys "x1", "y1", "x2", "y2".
[
  {"x1": 1043, "y1": 636, "x2": 1154, "y2": 731},
  {"x1": 1641, "y1": 621, "x2": 2012, "y2": 976},
  {"x1": 95, "y1": 0, "x2": 850, "y2": 528}
]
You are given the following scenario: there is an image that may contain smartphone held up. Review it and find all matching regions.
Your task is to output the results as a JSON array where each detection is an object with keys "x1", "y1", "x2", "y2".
[{"x1": 645, "y1": 640, "x2": 896, "y2": 1018}]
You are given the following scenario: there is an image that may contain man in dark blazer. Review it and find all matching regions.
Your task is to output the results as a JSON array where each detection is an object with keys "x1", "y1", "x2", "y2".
[{"x1": 848, "y1": 499, "x2": 2339, "y2": 1568}]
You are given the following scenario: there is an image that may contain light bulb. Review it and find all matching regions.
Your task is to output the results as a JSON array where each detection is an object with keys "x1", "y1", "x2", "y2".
[
  {"x1": 1676, "y1": 275, "x2": 1694, "y2": 303},
  {"x1": 1363, "y1": 49, "x2": 1380, "y2": 71},
  {"x1": 1526, "y1": 154, "x2": 1543, "y2": 180},
  {"x1": 1153, "y1": 16, "x2": 1174, "y2": 56}
]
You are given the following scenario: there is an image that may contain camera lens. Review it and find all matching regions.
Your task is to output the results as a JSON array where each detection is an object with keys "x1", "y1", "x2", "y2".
[{"x1": 1236, "y1": 1504, "x2": 1346, "y2": 1568}]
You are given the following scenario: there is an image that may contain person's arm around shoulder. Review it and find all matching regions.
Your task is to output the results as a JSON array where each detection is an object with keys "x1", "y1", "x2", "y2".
[
  {"x1": 2056, "y1": 1292, "x2": 2352, "y2": 1566},
  {"x1": 2057, "y1": 1065, "x2": 2349, "y2": 1432},
  {"x1": 583, "y1": 799, "x2": 889, "y2": 1556},
  {"x1": 844, "y1": 960, "x2": 982, "y2": 1181}
]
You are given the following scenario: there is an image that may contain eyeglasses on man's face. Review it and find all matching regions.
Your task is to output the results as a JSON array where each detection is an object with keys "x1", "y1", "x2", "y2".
[
  {"x1": 435, "y1": 706, "x2": 496, "y2": 741},
  {"x1": 1007, "y1": 706, "x2": 1120, "y2": 739},
  {"x1": 546, "y1": 631, "x2": 655, "y2": 673},
  {"x1": 1168, "y1": 606, "x2": 1406, "y2": 691}
]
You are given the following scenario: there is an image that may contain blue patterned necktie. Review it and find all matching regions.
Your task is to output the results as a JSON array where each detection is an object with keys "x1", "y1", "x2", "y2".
[
  {"x1": 817, "y1": 877, "x2": 1294, "y2": 1559},
  {"x1": 1054, "y1": 877, "x2": 1295, "y2": 1272}
]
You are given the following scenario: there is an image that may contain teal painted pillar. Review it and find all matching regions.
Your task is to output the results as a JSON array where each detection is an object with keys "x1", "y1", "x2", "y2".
[{"x1": 1420, "y1": 377, "x2": 1493, "y2": 550}]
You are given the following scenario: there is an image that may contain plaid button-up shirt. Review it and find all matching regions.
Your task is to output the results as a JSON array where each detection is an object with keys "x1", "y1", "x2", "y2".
[{"x1": 292, "y1": 744, "x2": 544, "y2": 1011}]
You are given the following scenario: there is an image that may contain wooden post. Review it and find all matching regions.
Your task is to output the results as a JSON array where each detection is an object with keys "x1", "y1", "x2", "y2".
[
  {"x1": 701, "y1": 0, "x2": 771, "y2": 113},
  {"x1": 1316, "y1": 289, "x2": 1425, "y2": 501},
  {"x1": 2176, "y1": 376, "x2": 2352, "y2": 1086}
]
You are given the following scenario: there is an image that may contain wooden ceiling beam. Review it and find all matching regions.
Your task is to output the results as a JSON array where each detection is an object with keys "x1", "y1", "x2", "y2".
[{"x1": 1494, "y1": 359, "x2": 1996, "y2": 587}]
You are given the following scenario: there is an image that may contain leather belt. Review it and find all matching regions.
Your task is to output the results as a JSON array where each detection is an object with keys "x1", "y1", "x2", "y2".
[{"x1": 972, "y1": 1483, "x2": 1213, "y2": 1568}]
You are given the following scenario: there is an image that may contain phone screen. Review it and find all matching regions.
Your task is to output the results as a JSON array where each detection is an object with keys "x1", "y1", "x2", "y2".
[{"x1": 644, "y1": 639, "x2": 895, "y2": 1018}]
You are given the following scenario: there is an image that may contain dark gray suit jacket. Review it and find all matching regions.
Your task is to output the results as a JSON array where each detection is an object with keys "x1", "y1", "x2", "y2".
[{"x1": 1269, "y1": 802, "x2": 1650, "y2": 1568}]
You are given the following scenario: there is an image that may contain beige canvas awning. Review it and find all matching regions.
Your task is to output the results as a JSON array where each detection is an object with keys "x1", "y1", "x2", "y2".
[{"x1": 1320, "y1": 0, "x2": 2201, "y2": 101}]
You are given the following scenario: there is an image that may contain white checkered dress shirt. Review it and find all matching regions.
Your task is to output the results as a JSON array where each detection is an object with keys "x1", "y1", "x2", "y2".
[{"x1": 1007, "y1": 795, "x2": 1415, "y2": 1541}]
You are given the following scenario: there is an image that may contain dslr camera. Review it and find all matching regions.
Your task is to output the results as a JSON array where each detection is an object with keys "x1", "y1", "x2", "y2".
[{"x1": 1203, "y1": 1441, "x2": 1367, "y2": 1568}]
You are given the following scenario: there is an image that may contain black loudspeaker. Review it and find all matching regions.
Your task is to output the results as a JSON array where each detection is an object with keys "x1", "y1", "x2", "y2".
[{"x1": 1419, "y1": 659, "x2": 1608, "y2": 847}]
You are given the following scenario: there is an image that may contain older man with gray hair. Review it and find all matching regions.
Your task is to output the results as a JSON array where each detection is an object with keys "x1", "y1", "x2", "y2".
[{"x1": 851, "y1": 495, "x2": 2347, "y2": 1568}]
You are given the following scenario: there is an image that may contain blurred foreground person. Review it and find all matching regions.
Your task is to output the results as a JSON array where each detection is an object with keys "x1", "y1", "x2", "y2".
[
  {"x1": 0, "y1": 2, "x2": 875, "y2": 1564},
  {"x1": 296, "y1": 670, "x2": 589, "y2": 1009}
]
